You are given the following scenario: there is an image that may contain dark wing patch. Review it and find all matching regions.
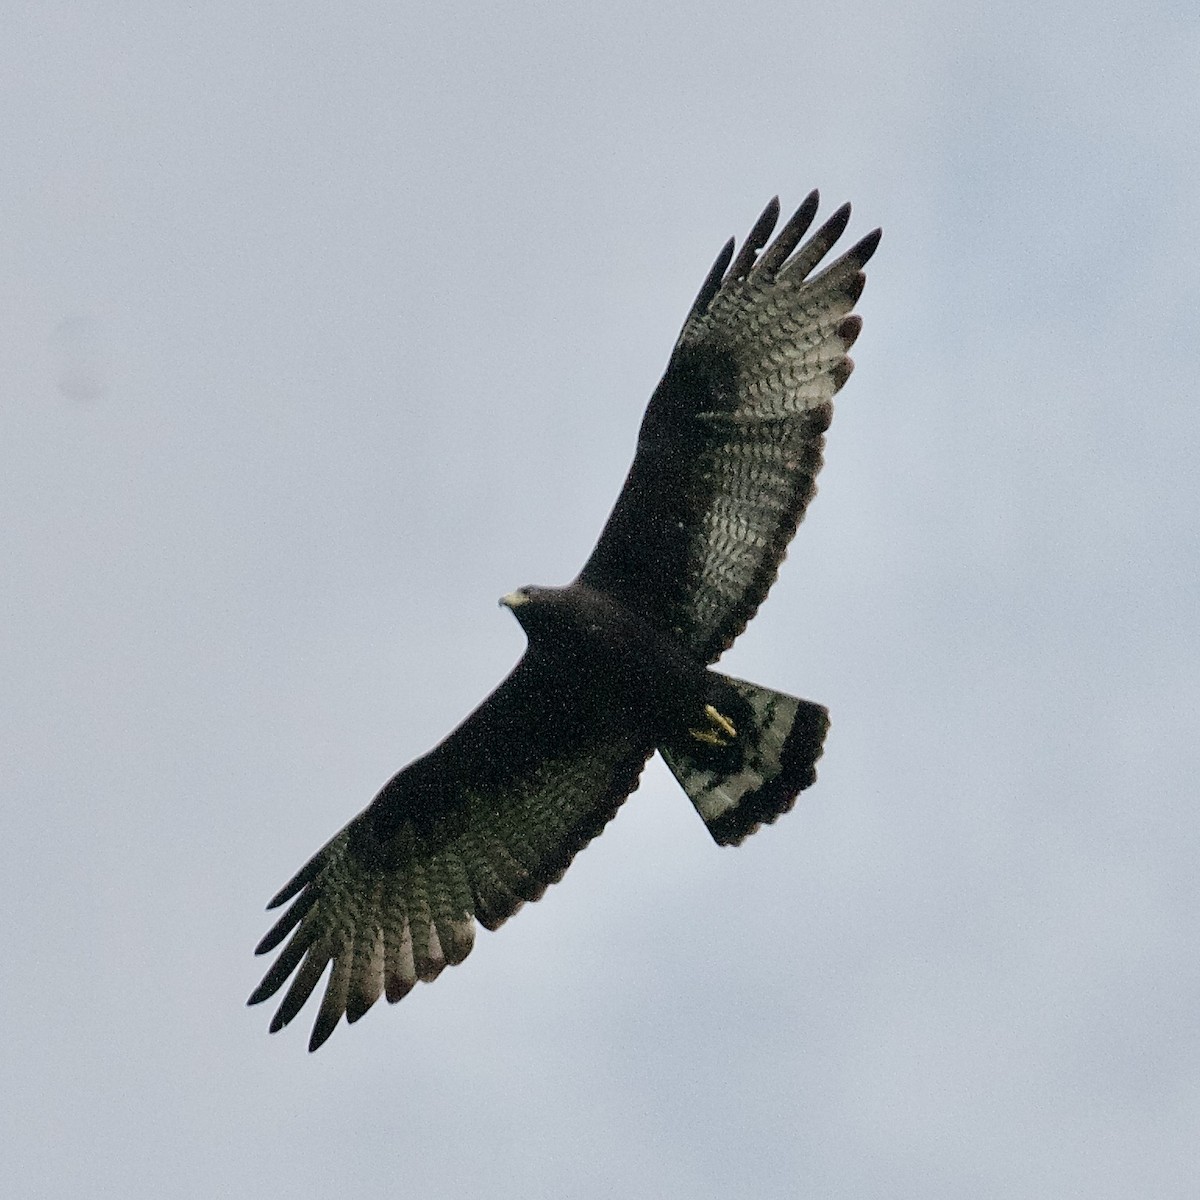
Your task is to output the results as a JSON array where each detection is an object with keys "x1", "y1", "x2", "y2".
[
  {"x1": 579, "y1": 193, "x2": 880, "y2": 662},
  {"x1": 249, "y1": 660, "x2": 652, "y2": 1050}
]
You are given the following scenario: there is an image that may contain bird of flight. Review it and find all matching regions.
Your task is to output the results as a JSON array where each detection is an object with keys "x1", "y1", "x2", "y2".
[{"x1": 250, "y1": 191, "x2": 881, "y2": 1050}]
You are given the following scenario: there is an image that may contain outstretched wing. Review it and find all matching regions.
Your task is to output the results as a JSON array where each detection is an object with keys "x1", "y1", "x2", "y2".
[
  {"x1": 579, "y1": 193, "x2": 880, "y2": 662},
  {"x1": 248, "y1": 657, "x2": 652, "y2": 1051}
]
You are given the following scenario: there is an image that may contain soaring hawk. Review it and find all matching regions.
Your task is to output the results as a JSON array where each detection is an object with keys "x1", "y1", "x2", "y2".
[{"x1": 249, "y1": 192, "x2": 881, "y2": 1049}]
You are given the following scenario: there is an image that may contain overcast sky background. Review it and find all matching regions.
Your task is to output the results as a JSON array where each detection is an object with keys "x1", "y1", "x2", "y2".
[{"x1": 3, "y1": 3, "x2": 1198, "y2": 1197}]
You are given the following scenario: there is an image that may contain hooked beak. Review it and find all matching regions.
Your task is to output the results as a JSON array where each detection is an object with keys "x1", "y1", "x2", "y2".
[{"x1": 499, "y1": 590, "x2": 529, "y2": 610}]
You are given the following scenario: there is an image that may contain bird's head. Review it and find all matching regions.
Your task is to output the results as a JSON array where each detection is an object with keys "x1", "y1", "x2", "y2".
[
  {"x1": 499, "y1": 587, "x2": 533, "y2": 613},
  {"x1": 500, "y1": 586, "x2": 541, "y2": 630},
  {"x1": 499, "y1": 585, "x2": 566, "y2": 639}
]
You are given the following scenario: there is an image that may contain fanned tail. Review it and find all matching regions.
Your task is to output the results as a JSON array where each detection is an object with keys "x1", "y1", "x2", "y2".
[{"x1": 660, "y1": 675, "x2": 829, "y2": 846}]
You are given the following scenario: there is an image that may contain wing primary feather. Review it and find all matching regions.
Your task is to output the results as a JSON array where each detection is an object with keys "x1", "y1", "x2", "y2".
[
  {"x1": 269, "y1": 946, "x2": 332, "y2": 1033},
  {"x1": 308, "y1": 1011, "x2": 339, "y2": 1053},
  {"x1": 801, "y1": 231, "x2": 881, "y2": 303},
  {"x1": 848, "y1": 227, "x2": 883, "y2": 268},
  {"x1": 782, "y1": 202, "x2": 852, "y2": 281},
  {"x1": 755, "y1": 190, "x2": 820, "y2": 279},
  {"x1": 831, "y1": 357, "x2": 855, "y2": 390},
  {"x1": 266, "y1": 851, "x2": 326, "y2": 909},
  {"x1": 684, "y1": 237, "x2": 736, "y2": 326},
  {"x1": 728, "y1": 196, "x2": 780, "y2": 280},
  {"x1": 254, "y1": 886, "x2": 319, "y2": 955},
  {"x1": 247, "y1": 925, "x2": 313, "y2": 1005},
  {"x1": 837, "y1": 314, "x2": 863, "y2": 349},
  {"x1": 308, "y1": 950, "x2": 353, "y2": 1051}
]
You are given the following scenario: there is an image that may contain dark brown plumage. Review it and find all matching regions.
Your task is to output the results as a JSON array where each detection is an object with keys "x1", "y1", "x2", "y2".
[{"x1": 249, "y1": 192, "x2": 881, "y2": 1049}]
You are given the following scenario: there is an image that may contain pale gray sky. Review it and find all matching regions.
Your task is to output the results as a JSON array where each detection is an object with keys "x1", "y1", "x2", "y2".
[{"x1": 3, "y1": 3, "x2": 1198, "y2": 1197}]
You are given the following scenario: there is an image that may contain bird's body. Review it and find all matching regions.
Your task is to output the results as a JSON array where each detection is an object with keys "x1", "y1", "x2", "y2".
[
  {"x1": 250, "y1": 192, "x2": 881, "y2": 1049},
  {"x1": 505, "y1": 584, "x2": 714, "y2": 739}
]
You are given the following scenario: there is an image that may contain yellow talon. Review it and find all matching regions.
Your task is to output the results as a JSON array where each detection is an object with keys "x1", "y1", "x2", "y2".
[{"x1": 689, "y1": 704, "x2": 737, "y2": 747}]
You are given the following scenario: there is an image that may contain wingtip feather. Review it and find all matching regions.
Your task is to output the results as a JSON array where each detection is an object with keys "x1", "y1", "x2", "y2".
[
  {"x1": 266, "y1": 853, "x2": 324, "y2": 909},
  {"x1": 248, "y1": 928, "x2": 311, "y2": 1005},
  {"x1": 385, "y1": 973, "x2": 417, "y2": 1004},
  {"x1": 850, "y1": 227, "x2": 883, "y2": 267},
  {"x1": 837, "y1": 314, "x2": 863, "y2": 349},
  {"x1": 685, "y1": 237, "x2": 736, "y2": 325},
  {"x1": 308, "y1": 1005, "x2": 343, "y2": 1052},
  {"x1": 308, "y1": 1024, "x2": 337, "y2": 1053},
  {"x1": 756, "y1": 190, "x2": 821, "y2": 278},
  {"x1": 729, "y1": 197, "x2": 781, "y2": 280},
  {"x1": 254, "y1": 887, "x2": 319, "y2": 955},
  {"x1": 268, "y1": 948, "x2": 331, "y2": 1034},
  {"x1": 778, "y1": 201, "x2": 854, "y2": 282}
]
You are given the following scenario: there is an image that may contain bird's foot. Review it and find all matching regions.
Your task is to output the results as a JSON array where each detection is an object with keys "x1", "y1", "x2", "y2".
[{"x1": 689, "y1": 703, "x2": 737, "y2": 747}]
